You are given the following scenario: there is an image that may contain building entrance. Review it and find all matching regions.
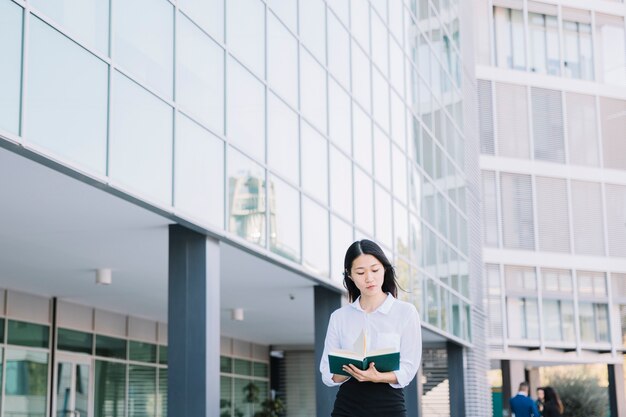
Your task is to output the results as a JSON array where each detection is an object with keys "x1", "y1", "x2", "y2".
[{"x1": 53, "y1": 353, "x2": 93, "y2": 417}]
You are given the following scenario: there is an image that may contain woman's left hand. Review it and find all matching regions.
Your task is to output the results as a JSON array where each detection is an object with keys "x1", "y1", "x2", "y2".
[{"x1": 342, "y1": 362, "x2": 382, "y2": 383}]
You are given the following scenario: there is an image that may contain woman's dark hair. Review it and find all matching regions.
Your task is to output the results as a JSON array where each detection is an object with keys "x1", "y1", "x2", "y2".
[
  {"x1": 543, "y1": 386, "x2": 564, "y2": 414},
  {"x1": 343, "y1": 239, "x2": 398, "y2": 302}
]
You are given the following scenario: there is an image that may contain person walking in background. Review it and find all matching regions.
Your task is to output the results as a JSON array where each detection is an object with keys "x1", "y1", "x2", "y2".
[
  {"x1": 536, "y1": 387, "x2": 545, "y2": 415},
  {"x1": 319, "y1": 239, "x2": 422, "y2": 417},
  {"x1": 510, "y1": 382, "x2": 541, "y2": 417},
  {"x1": 541, "y1": 386, "x2": 564, "y2": 417}
]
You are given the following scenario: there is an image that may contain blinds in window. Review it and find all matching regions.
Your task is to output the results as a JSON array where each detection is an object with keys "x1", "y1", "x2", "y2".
[
  {"x1": 129, "y1": 365, "x2": 157, "y2": 417},
  {"x1": 95, "y1": 361, "x2": 126, "y2": 417},
  {"x1": 601, "y1": 98, "x2": 626, "y2": 170},
  {"x1": 283, "y1": 351, "x2": 315, "y2": 417},
  {"x1": 485, "y1": 264, "x2": 503, "y2": 339},
  {"x1": 606, "y1": 184, "x2": 626, "y2": 257},
  {"x1": 478, "y1": 80, "x2": 495, "y2": 155},
  {"x1": 500, "y1": 172, "x2": 535, "y2": 249},
  {"x1": 482, "y1": 170, "x2": 499, "y2": 247},
  {"x1": 536, "y1": 176, "x2": 570, "y2": 253},
  {"x1": 566, "y1": 92, "x2": 599, "y2": 166},
  {"x1": 532, "y1": 87, "x2": 565, "y2": 163},
  {"x1": 496, "y1": 83, "x2": 530, "y2": 158},
  {"x1": 571, "y1": 180, "x2": 605, "y2": 256}
]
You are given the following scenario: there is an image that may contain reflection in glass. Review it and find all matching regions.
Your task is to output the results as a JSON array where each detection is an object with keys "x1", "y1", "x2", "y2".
[
  {"x1": 227, "y1": 0, "x2": 265, "y2": 76},
  {"x1": 57, "y1": 362, "x2": 72, "y2": 417},
  {"x1": 158, "y1": 369, "x2": 167, "y2": 417},
  {"x1": 302, "y1": 198, "x2": 329, "y2": 276},
  {"x1": 31, "y1": 0, "x2": 109, "y2": 54},
  {"x1": 375, "y1": 185, "x2": 393, "y2": 250},
  {"x1": 0, "y1": 0, "x2": 22, "y2": 135},
  {"x1": 392, "y1": 145, "x2": 407, "y2": 203},
  {"x1": 227, "y1": 59, "x2": 266, "y2": 162},
  {"x1": 330, "y1": 147, "x2": 353, "y2": 222},
  {"x1": 373, "y1": 129, "x2": 391, "y2": 189},
  {"x1": 57, "y1": 328, "x2": 93, "y2": 354},
  {"x1": 596, "y1": 14, "x2": 626, "y2": 85},
  {"x1": 95, "y1": 360, "x2": 126, "y2": 417},
  {"x1": 566, "y1": 92, "x2": 598, "y2": 166},
  {"x1": 114, "y1": 0, "x2": 173, "y2": 97},
  {"x1": 394, "y1": 201, "x2": 409, "y2": 258},
  {"x1": 350, "y1": 0, "x2": 369, "y2": 52},
  {"x1": 299, "y1": 0, "x2": 326, "y2": 63},
  {"x1": 371, "y1": 11, "x2": 388, "y2": 77},
  {"x1": 27, "y1": 17, "x2": 108, "y2": 173},
  {"x1": 269, "y1": 176, "x2": 301, "y2": 262},
  {"x1": 372, "y1": 69, "x2": 390, "y2": 133},
  {"x1": 301, "y1": 122, "x2": 328, "y2": 204},
  {"x1": 110, "y1": 72, "x2": 173, "y2": 204},
  {"x1": 328, "y1": 80, "x2": 352, "y2": 154},
  {"x1": 129, "y1": 341, "x2": 157, "y2": 363},
  {"x1": 331, "y1": 215, "x2": 353, "y2": 284},
  {"x1": 228, "y1": 148, "x2": 266, "y2": 246},
  {"x1": 76, "y1": 364, "x2": 90, "y2": 417},
  {"x1": 267, "y1": 93, "x2": 299, "y2": 180},
  {"x1": 327, "y1": 11, "x2": 351, "y2": 88},
  {"x1": 300, "y1": 49, "x2": 327, "y2": 132},
  {"x1": 353, "y1": 106, "x2": 372, "y2": 173},
  {"x1": 493, "y1": 7, "x2": 525, "y2": 70},
  {"x1": 129, "y1": 365, "x2": 156, "y2": 417},
  {"x1": 267, "y1": 14, "x2": 298, "y2": 106},
  {"x1": 529, "y1": 13, "x2": 559, "y2": 75},
  {"x1": 175, "y1": 114, "x2": 224, "y2": 227},
  {"x1": 96, "y1": 335, "x2": 127, "y2": 359},
  {"x1": 354, "y1": 167, "x2": 374, "y2": 236},
  {"x1": 351, "y1": 42, "x2": 371, "y2": 112},
  {"x1": 7, "y1": 321, "x2": 49, "y2": 348},
  {"x1": 427, "y1": 280, "x2": 439, "y2": 326},
  {"x1": 268, "y1": 0, "x2": 297, "y2": 31},
  {"x1": 177, "y1": 15, "x2": 224, "y2": 134},
  {"x1": 178, "y1": 0, "x2": 224, "y2": 42},
  {"x1": 5, "y1": 350, "x2": 49, "y2": 417},
  {"x1": 563, "y1": 20, "x2": 594, "y2": 80}
]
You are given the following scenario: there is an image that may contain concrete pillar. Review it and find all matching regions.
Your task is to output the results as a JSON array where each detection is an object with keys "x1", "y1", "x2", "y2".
[
  {"x1": 608, "y1": 363, "x2": 626, "y2": 417},
  {"x1": 168, "y1": 225, "x2": 221, "y2": 417},
  {"x1": 448, "y1": 342, "x2": 466, "y2": 417},
  {"x1": 501, "y1": 360, "x2": 526, "y2": 415},
  {"x1": 405, "y1": 374, "x2": 421, "y2": 417},
  {"x1": 314, "y1": 285, "x2": 342, "y2": 417},
  {"x1": 527, "y1": 367, "x2": 541, "y2": 395}
]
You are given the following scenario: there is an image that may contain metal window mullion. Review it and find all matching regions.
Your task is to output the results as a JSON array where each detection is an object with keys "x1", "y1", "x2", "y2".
[
  {"x1": 537, "y1": 267, "x2": 545, "y2": 352},
  {"x1": 264, "y1": 0, "x2": 271, "y2": 253},
  {"x1": 171, "y1": 5, "x2": 178, "y2": 210},
  {"x1": 523, "y1": 0, "x2": 529, "y2": 72},
  {"x1": 557, "y1": 4, "x2": 565, "y2": 77},
  {"x1": 572, "y1": 269, "x2": 582, "y2": 354},
  {"x1": 606, "y1": 270, "x2": 617, "y2": 355},
  {"x1": 590, "y1": 11, "x2": 599, "y2": 83},
  {"x1": 500, "y1": 263, "x2": 509, "y2": 351},
  {"x1": 19, "y1": 1, "x2": 31, "y2": 143}
]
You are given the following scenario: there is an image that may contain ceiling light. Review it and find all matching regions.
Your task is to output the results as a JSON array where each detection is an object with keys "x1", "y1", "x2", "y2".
[
  {"x1": 96, "y1": 268, "x2": 112, "y2": 285},
  {"x1": 231, "y1": 308, "x2": 244, "y2": 321}
]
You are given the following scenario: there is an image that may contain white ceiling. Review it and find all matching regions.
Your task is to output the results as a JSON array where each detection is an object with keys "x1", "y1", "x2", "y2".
[{"x1": 0, "y1": 145, "x2": 317, "y2": 346}]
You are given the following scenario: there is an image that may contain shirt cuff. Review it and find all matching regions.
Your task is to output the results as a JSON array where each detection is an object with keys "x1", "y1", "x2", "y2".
[
  {"x1": 323, "y1": 374, "x2": 351, "y2": 387},
  {"x1": 390, "y1": 370, "x2": 410, "y2": 388}
]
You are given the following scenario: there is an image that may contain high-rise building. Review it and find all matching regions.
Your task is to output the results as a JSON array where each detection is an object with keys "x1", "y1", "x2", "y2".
[
  {"x1": 474, "y1": 0, "x2": 626, "y2": 415},
  {"x1": 0, "y1": 0, "x2": 489, "y2": 416}
]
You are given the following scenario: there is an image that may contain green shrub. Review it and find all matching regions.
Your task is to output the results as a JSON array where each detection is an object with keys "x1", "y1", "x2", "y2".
[{"x1": 548, "y1": 373, "x2": 608, "y2": 417}]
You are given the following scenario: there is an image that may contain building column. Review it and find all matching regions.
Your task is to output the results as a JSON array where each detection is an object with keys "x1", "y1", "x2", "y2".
[
  {"x1": 501, "y1": 360, "x2": 525, "y2": 415},
  {"x1": 405, "y1": 372, "x2": 421, "y2": 417},
  {"x1": 314, "y1": 285, "x2": 342, "y2": 417},
  {"x1": 168, "y1": 225, "x2": 221, "y2": 417},
  {"x1": 448, "y1": 342, "x2": 466, "y2": 417},
  {"x1": 608, "y1": 363, "x2": 626, "y2": 417},
  {"x1": 527, "y1": 367, "x2": 541, "y2": 394}
]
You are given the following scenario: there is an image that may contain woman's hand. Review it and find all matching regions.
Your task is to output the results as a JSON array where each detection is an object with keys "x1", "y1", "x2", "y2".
[{"x1": 342, "y1": 362, "x2": 398, "y2": 384}]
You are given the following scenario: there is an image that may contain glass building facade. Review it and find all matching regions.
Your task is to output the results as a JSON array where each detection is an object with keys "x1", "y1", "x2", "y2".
[{"x1": 0, "y1": 0, "x2": 486, "y2": 416}]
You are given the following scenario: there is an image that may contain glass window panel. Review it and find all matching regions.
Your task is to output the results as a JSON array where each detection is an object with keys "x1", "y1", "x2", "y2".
[
  {"x1": 427, "y1": 280, "x2": 439, "y2": 326},
  {"x1": 5, "y1": 350, "x2": 48, "y2": 417},
  {"x1": 563, "y1": 21, "x2": 581, "y2": 79},
  {"x1": 227, "y1": 0, "x2": 265, "y2": 76},
  {"x1": 175, "y1": 114, "x2": 224, "y2": 227},
  {"x1": 129, "y1": 341, "x2": 157, "y2": 363},
  {"x1": 596, "y1": 14, "x2": 626, "y2": 86},
  {"x1": 532, "y1": 88, "x2": 565, "y2": 163},
  {"x1": 353, "y1": 106, "x2": 373, "y2": 173},
  {"x1": 178, "y1": 0, "x2": 223, "y2": 42},
  {"x1": 299, "y1": 0, "x2": 326, "y2": 63},
  {"x1": 111, "y1": 72, "x2": 173, "y2": 204},
  {"x1": 331, "y1": 215, "x2": 353, "y2": 284},
  {"x1": 177, "y1": 15, "x2": 224, "y2": 134},
  {"x1": 228, "y1": 148, "x2": 266, "y2": 246},
  {"x1": 267, "y1": 14, "x2": 298, "y2": 106},
  {"x1": 158, "y1": 346, "x2": 167, "y2": 365},
  {"x1": 371, "y1": 11, "x2": 389, "y2": 77},
  {"x1": 300, "y1": 49, "x2": 327, "y2": 133},
  {"x1": 392, "y1": 145, "x2": 407, "y2": 203},
  {"x1": 525, "y1": 299, "x2": 539, "y2": 339},
  {"x1": 528, "y1": 13, "x2": 547, "y2": 74},
  {"x1": 389, "y1": 1, "x2": 403, "y2": 43},
  {"x1": 482, "y1": 171, "x2": 499, "y2": 247},
  {"x1": 220, "y1": 375, "x2": 233, "y2": 417},
  {"x1": 566, "y1": 92, "x2": 599, "y2": 166},
  {"x1": 7, "y1": 320, "x2": 49, "y2": 348},
  {"x1": 268, "y1": 0, "x2": 297, "y2": 31},
  {"x1": 495, "y1": 82, "x2": 529, "y2": 158},
  {"x1": 31, "y1": 0, "x2": 108, "y2": 53},
  {"x1": 506, "y1": 297, "x2": 523, "y2": 339},
  {"x1": 234, "y1": 359, "x2": 252, "y2": 376},
  {"x1": 327, "y1": 11, "x2": 350, "y2": 88},
  {"x1": 328, "y1": 80, "x2": 352, "y2": 154},
  {"x1": 56, "y1": 362, "x2": 71, "y2": 417},
  {"x1": 0, "y1": 0, "x2": 22, "y2": 136},
  {"x1": 301, "y1": 122, "x2": 329, "y2": 204},
  {"x1": 543, "y1": 300, "x2": 562, "y2": 341},
  {"x1": 57, "y1": 328, "x2": 93, "y2": 354},
  {"x1": 220, "y1": 356, "x2": 232, "y2": 373},
  {"x1": 375, "y1": 185, "x2": 393, "y2": 249},
  {"x1": 579, "y1": 302, "x2": 595, "y2": 342},
  {"x1": 158, "y1": 369, "x2": 167, "y2": 417},
  {"x1": 391, "y1": 92, "x2": 406, "y2": 153},
  {"x1": 389, "y1": 40, "x2": 404, "y2": 97},
  {"x1": 75, "y1": 363, "x2": 89, "y2": 417},
  {"x1": 329, "y1": 0, "x2": 350, "y2": 27},
  {"x1": 269, "y1": 175, "x2": 301, "y2": 262},
  {"x1": 545, "y1": 15, "x2": 560, "y2": 76},
  {"x1": 620, "y1": 305, "x2": 626, "y2": 347},
  {"x1": 95, "y1": 360, "x2": 126, "y2": 417},
  {"x1": 27, "y1": 17, "x2": 108, "y2": 173},
  {"x1": 372, "y1": 69, "x2": 390, "y2": 133},
  {"x1": 351, "y1": 0, "x2": 370, "y2": 52},
  {"x1": 561, "y1": 301, "x2": 575, "y2": 342},
  {"x1": 253, "y1": 362, "x2": 268, "y2": 378},
  {"x1": 595, "y1": 303, "x2": 609, "y2": 342},
  {"x1": 114, "y1": 0, "x2": 173, "y2": 97},
  {"x1": 571, "y1": 181, "x2": 605, "y2": 256},
  {"x1": 330, "y1": 146, "x2": 353, "y2": 221},
  {"x1": 302, "y1": 198, "x2": 329, "y2": 276},
  {"x1": 536, "y1": 177, "x2": 570, "y2": 252},
  {"x1": 96, "y1": 335, "x2": 127, "y2": 359},
  {"x1": 0, "y1": 319, "x2": 4, "y2": 343},
  {"x1": 373, "y1": 128, "x2": 391, "y2": 189},
  {"x1": 352, "y1": 43, "x2": 371, "y2": 113},
  {"x1": 227, "y1": 59, "x2": 266, "y2": 162},
  {"x1": 579, "y1": 23, "x2": 594, "y2": 81},
  {"x1": 267, "y1": 93, "x2": 299, "y2": 180},
  {"x1": 129, "y1": 365, "x2": 156, "y2": 417},
  {"x1": 500, "y1": 173, "x2": 534, "y2": 250},
  {"x1": 394, "y1": 200, "x2": 409, "y2": 258},
  {"x1": 354, "y1": 167, "x2": 374, "y2": 235},
  {"x1": 601, "y1": 98, "x2": 626, "y2": 172}
]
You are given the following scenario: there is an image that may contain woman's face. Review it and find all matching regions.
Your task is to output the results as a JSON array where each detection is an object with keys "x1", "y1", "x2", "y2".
[
  {"x1": 537, "y1": 389, "x2": 545, "y2": 401},
  {"x1": 350, "y1": 254, "x2": 385, "y2": 296}
]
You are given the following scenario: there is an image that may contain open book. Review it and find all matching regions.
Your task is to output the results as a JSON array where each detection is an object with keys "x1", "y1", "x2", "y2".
[{"x1": 328, "y1": 330, "x2": 400, "y2": 376}]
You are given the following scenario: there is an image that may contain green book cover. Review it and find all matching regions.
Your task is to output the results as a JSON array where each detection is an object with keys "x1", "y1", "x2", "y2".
[{"x1": 329, "y1": 349, "x2": 400, "y2": 376}]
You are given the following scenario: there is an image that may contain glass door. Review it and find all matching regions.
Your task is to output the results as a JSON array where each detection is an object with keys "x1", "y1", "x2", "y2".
[{"x1": 54, "y1": 353, "x2": 93, "y2": 417}]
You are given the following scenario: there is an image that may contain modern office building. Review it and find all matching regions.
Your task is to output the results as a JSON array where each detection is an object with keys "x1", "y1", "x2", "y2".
[
  {"x1": 0, "y1": 0, "x2": 489, "y2": 416},
  {"x1": 474, "y1": 0, "x2": 626, "y2": 415}
]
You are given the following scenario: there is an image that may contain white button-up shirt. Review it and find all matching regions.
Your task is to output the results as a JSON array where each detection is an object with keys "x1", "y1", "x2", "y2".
[{"x1": 319, "y1": 293, "x2": 422, "y2": 388}]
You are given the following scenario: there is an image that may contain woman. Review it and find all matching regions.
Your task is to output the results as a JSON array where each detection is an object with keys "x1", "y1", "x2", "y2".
[
  {"x1": 320, "y1": 239, "x2": 422, "y2": 417},
  {"x1": 541, "y1": 386, "x2": 564, "y2": 417},
  {"x1": 536, "y1": 387, "x2": 545, "y2": 414}
]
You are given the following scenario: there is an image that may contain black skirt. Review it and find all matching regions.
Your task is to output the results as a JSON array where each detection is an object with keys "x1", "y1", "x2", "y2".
[{"x1": 331, "y1": 378, "x2": 406, "y2": 417}]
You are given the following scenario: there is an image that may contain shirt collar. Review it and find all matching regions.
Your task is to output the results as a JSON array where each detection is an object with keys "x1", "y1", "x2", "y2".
[{"x1": 350, "y1": 293, "x2": 395, "y2": 314}]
